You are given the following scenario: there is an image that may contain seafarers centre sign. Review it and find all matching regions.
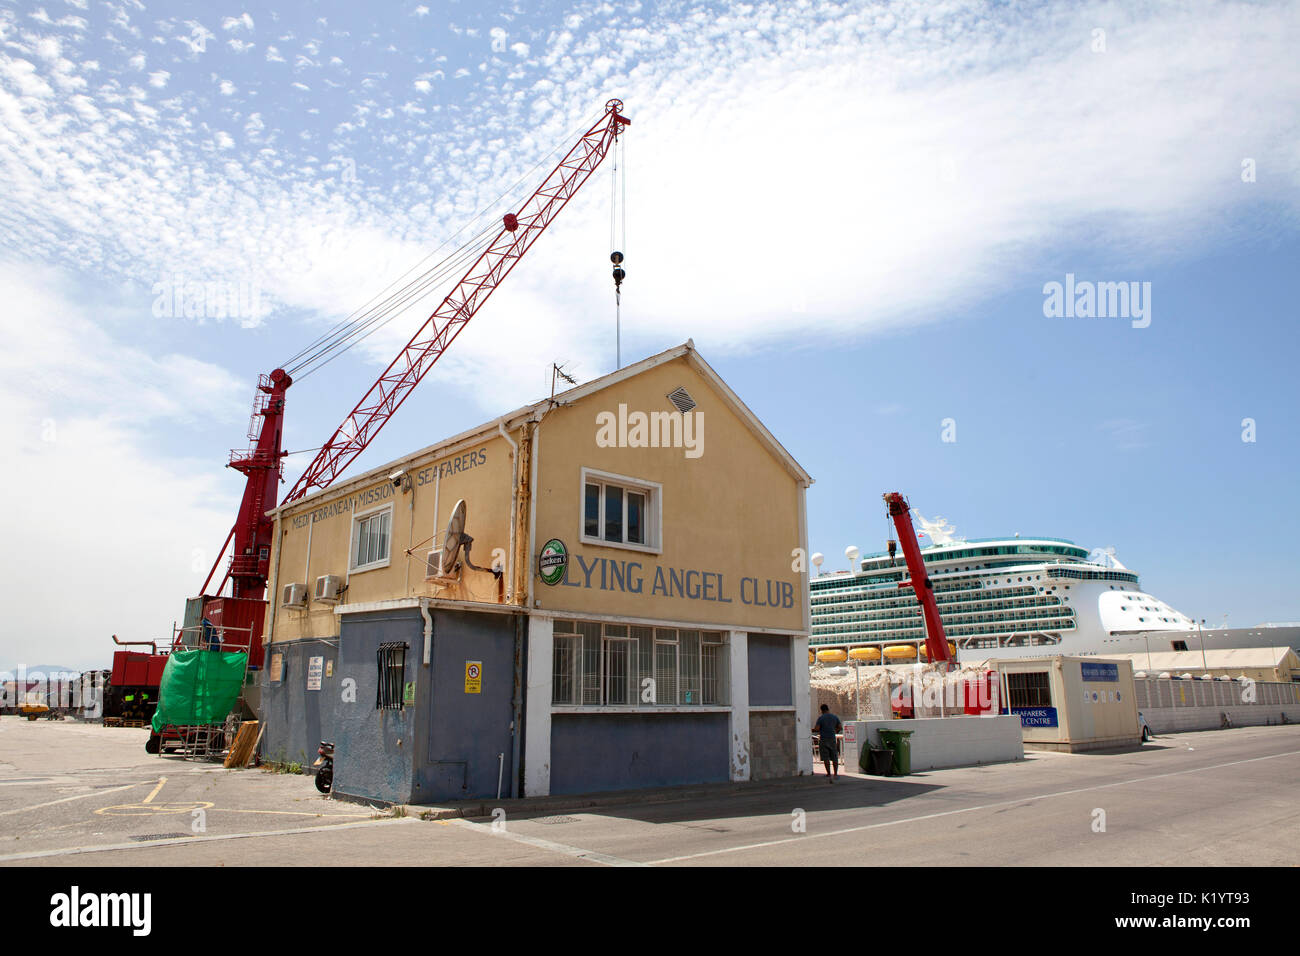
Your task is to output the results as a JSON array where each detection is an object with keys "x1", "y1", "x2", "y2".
[{"x1": 550, "y1": 549, "x2": 796, "y2": 608}]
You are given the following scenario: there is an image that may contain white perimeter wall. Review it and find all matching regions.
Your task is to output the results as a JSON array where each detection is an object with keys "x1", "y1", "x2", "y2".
[{"x1": 843, "y1": 716, "x2": 1023, "y2": 773}]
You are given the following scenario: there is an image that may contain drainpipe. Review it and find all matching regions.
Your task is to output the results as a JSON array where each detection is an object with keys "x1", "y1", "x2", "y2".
[
  {"x1": 498, "y1": 421, "x2": 519, "y2": 604},
  {"x1": 511, "y1": 612, "x2": 524, "y2": 798},
  {"x1": 420, "y1": 597, "x2": 433, "y2": 666}
]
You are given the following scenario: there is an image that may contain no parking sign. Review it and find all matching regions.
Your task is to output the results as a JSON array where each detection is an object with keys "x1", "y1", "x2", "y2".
[{"x1": 465, "y1": 661, "x2": 482, "y2": 694}]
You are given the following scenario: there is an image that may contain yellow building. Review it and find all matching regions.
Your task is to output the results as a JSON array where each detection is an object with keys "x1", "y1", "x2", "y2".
[{"x1": 260, "y1": 341, "x2": 814, "y2": 802}]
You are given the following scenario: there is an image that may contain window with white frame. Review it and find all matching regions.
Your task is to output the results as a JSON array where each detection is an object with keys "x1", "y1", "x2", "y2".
[
  {"x1": 351, "y1": 507, "x2": 392, "y2": 571},
  {"x1": 551, "y1": 620, "x2": 728, "y2": 708},
  {"x1": 581, "y1": 470, "x2": 660, "y2": 552}
]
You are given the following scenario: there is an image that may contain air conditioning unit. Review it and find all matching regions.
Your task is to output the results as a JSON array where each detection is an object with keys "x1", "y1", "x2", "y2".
[
  {"x1": 314, "y1": 574, "x2": 343, "y2": 604},
  {"x1": 282, "y1": 582, "x2": 307, "y2": 608},
  {"x1": 426, "y1": 549, "x2": 451, "y2": 579}
]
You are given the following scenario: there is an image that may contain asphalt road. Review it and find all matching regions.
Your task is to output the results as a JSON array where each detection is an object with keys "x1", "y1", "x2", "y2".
[{"x1": 2, "y1": 718, "x2": 1297, "y2": 866}]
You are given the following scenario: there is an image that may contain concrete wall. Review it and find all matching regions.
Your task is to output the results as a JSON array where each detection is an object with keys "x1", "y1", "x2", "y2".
[
  {"x1": 843, "y1": 716, "x2": 1023, "y2": 773},
  {"x1": 1135, "y1": 678, "x2": 1300, "y2": 734},
  {"x1": 549, "y1": 712, "x2": 729, "y2": 794},
  {"x1": 749, "y1": 710, "x2": 797, "y2": 779},
  {"x1": 1141, "y1": 704, "x2": 1296, "y2": 734}
]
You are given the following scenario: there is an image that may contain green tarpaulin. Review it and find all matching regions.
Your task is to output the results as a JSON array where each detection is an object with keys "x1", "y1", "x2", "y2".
[{"x1": 151, "y1": 650, "x2": 248, "y2": 732}]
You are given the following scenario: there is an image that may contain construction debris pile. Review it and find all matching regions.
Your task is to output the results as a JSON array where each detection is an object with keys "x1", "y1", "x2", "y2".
[{"x1": 809, "y1": 661, "x2": 996, "y2": 724}]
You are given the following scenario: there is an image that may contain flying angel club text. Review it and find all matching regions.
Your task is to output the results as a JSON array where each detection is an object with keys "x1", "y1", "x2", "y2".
[{"x1": 561, "y1": 553, "x2": 796, "y2": 608}]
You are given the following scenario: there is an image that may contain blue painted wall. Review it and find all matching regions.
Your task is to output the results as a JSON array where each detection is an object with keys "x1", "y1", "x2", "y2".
[
  {"x1": 748, "y1": 634, "x2": 793, "y2": 705},
  {"x1": 331, "y1": 610, "x2": 422, "y2": 805},
  {"x1": 270, "y1": 607, "x2": 520, "y2": 806},
  {"x1": 549, "y1": 713, "x2": 729, "y2": 794},
  {"x1": 259, "y1": 639, "x2": 341, "y2": 767},
  {"x1": 410, "y1": 609, "x2": 519, "y2": 804}
]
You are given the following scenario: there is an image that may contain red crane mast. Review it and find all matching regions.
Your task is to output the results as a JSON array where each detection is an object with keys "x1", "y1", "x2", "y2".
[{"x1": 884, "y1": 492, "x2": 955, "y2": 667}]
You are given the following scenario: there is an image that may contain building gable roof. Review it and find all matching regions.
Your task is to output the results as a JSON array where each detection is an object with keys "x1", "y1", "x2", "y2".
[{"x1": 271, "y1": 340, "x2": 812, "y2": 516}]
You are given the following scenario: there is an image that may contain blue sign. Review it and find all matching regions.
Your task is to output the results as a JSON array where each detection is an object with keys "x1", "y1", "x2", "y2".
[
  {"x1": 1012, "y1": 706, "x2": 1059, "y2": 728},
  {"x1": 1081, "y1": 662, "x2": 1119, "y2": 683}
]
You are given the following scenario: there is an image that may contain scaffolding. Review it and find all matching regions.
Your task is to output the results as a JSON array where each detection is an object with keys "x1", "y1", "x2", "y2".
[{"x1": 153, "y1": 620, "x2": 254, "y2": 761}]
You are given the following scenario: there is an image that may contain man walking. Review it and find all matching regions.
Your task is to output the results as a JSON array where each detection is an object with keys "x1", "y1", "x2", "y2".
[{"x1": 814, "y1": 703, "x2": 843, "y2": 783}]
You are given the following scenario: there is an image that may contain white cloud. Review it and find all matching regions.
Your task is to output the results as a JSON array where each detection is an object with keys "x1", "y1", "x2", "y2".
[
  {"x1": 147, "y1": 69, "x2": 169, "y2": 88},
  {"x1": 222, "y1": 13, "x2": 254, "y2": 32},
  {"x1": 0, "y1": 264, "x2": 245, "y2": 667}
]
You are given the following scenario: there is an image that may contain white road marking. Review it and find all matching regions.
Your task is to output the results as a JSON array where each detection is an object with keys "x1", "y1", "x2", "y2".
[
  {"x1": 0, "y1": 817, "x2": 416, "y2": 862},
  {"x1": 449, "y1": 818, "x2": 644, "y2": 867},
  {"x1": 0, "y1": 782, "x2": 147, "y2": 817},
  {"x1": 648, "y1": 748, "x2": 1300, "y2": 864}
]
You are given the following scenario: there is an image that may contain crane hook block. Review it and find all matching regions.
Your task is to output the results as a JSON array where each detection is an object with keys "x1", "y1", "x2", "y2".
[
  {"x1": 503, "y1": 213, "x2": 519, "y2": 232},
  {"x1": 610, "y1": 251, "x2": 624, "y2": 265}
]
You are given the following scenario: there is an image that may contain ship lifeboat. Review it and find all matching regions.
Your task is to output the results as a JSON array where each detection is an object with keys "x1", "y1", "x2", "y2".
[
  {"x1": 816, "y1": 649, "x2": 848, "y2": 664},
  {"x1": 917, "y1": 642, "x2": 958, "y2": 660},
  {"x1": 848, "y1": 646, "x2": 881, "y2": 663},
  {"x1": 884, "y1": 645, "x2": 917, "y2": 661}
]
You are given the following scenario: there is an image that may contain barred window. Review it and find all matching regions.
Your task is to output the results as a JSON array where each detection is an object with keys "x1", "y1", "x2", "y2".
[
  {"x1": 1005, "y1": 670, "x2": 1051, "y2": 708},
  {"x1": 376, "y1": 642, "x2": 407, "y2": 710},
  {"x1": 551, "y1": 620, "x2": 728, "y2": 708}
]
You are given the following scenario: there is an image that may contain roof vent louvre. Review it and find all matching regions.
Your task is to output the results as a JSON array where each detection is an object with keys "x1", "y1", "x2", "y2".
[{"x1": 667, "y1": 386, "x2": 696, "y2": 414}]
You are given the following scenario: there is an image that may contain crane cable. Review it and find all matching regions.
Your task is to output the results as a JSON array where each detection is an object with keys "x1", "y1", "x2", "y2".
[
  {"x1": 279, "y1": 106, "x2": 606, "y2": 379},
  {"x1": 286, "y1": 226, "x2": 498, "y2": 380},
  {"x1": 609, "y1": 129, "x2": 627, "y2": 368}
]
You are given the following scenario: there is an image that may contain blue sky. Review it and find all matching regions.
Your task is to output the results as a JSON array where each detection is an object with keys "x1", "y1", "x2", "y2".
[{"x1": 1, "y1": 0, "x2": 1297, "y2": 668}]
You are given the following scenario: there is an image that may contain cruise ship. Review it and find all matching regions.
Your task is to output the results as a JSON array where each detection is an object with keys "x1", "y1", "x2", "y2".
[{"x1": 809, "y1": 520, "x2": 1300, "y2": 663}]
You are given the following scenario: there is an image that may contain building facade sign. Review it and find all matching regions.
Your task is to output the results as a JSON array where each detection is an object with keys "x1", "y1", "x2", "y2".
[
  {"x1": 1012, "y1": 706, "x2": 1059, "y2": 727},
  {"x1": 1081, "y1": 662, "x2": 1119, "y2": 683}
]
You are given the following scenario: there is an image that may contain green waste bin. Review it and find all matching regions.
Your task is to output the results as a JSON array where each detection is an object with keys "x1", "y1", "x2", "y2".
[{"x1": 877, "y1": 729, "x2": 914, "y2": 776}]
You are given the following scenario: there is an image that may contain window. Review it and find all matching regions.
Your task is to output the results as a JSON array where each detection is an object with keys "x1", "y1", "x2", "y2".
[
  {"x1": 551, "y1": 620, "x2": 727, "y2": 707},
  {"x1": 376, "y1": 642, "x2": 407, "y2": 710},
  {"x1": 580, "y1": 469, "x2": 660, "y2": 552},
  {"x1": 1005, "y1": 670, "x2": 1052, "y2": 708},
  {"x1": 352, "y1": 507, "x2": 392, "y2": 571}
]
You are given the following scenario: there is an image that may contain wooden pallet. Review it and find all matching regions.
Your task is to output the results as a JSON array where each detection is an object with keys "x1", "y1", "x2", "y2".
[
  {"x1": 103, "y1": 717, "x2": 123, "y2": 728},
  {"x1": 224, "y1": 720, "x2": 260, "y2": 768}
]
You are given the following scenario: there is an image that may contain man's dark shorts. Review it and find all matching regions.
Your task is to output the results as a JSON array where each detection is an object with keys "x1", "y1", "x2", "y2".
[{"x1": 819, "y1": 738, "x2": 838, "y2": 761}]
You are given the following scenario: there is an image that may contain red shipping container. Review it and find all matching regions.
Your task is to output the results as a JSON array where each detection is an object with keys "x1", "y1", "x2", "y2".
[{"x1": 202, "y1": 596, "x2": 267, "y2": 667}]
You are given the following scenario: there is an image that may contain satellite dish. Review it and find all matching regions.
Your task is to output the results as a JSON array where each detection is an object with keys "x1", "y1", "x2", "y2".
[
  {"x1": 811, "y1": 552, "x2": 824, "y2": 574},
  {"x1": 435, "y1": 499, "x2": 467, "y2": 577},
  {"x1": 425, "y1": 498, "x2": 500, "y2": 583},
  {"x1": 845, "y1": 545, "x2": 859, "y2": 568}
]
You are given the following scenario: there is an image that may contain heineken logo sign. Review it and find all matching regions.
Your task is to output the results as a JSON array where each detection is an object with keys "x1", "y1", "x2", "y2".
[{"x1": 539, "y1": 538, "x2": 568, "y2": 586}]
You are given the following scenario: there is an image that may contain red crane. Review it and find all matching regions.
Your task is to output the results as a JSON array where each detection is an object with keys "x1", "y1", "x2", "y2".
[
  {"x1": 884, "y1": 492, "x2": 955, "y2": 668},
  {"x1": 185, "y1": 98, "x2": 631, "y2": 660}
]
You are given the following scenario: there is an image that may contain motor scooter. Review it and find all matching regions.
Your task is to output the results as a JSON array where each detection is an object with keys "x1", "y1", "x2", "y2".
[{"x1": 313, "y1": 740, "x2": 334, "y2": 794}]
